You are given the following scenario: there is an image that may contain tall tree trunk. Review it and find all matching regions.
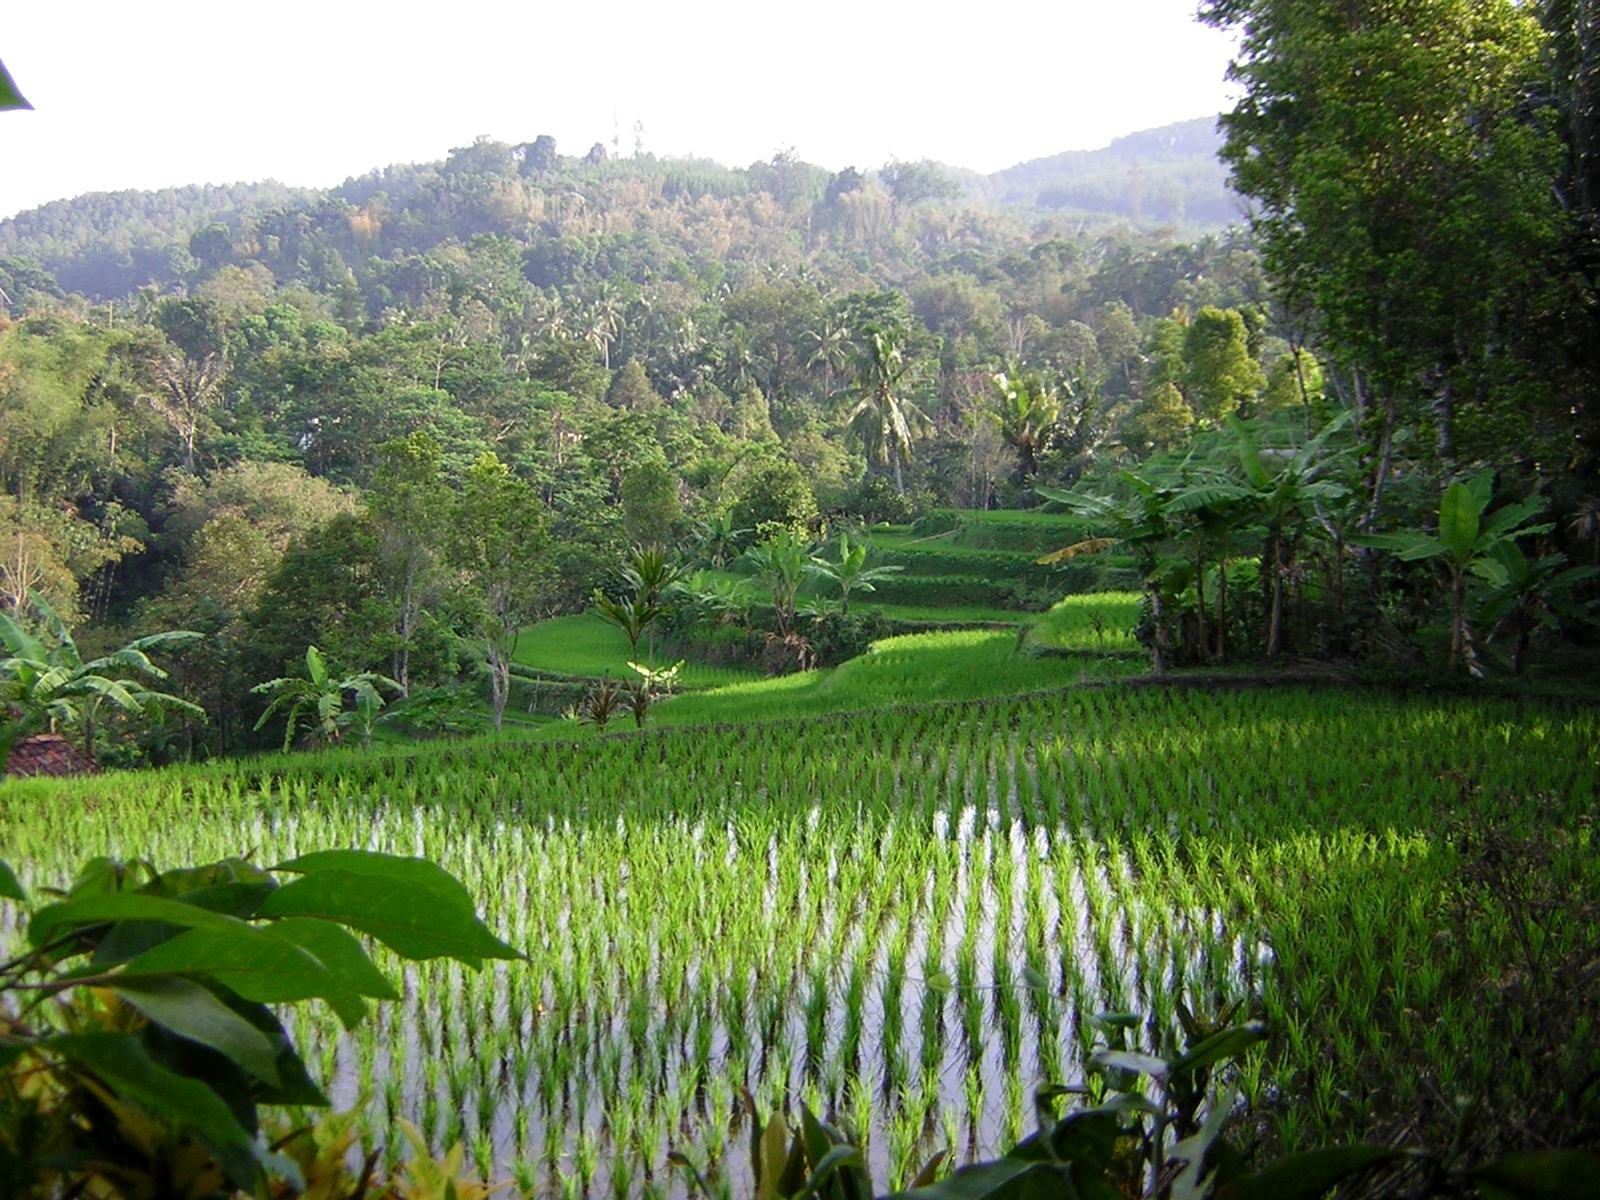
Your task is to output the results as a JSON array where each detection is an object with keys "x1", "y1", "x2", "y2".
[
  {"x1": 394, "y1": 561, "x2": 416, "y2": 698},
  {"x1": 893, "y1": 454, "x2": 904, "y2": 495},
  {"x1": 1215, "y1": 559, "x2": 1228, "y2": 659},
  {"x1": 1194, "y1": 547, "x2": 1209, "y2": 661},
  {"x1": 1148, "y1": 586, "x2": 1169, "y2": 674},
  {"x1": 1265, "y1": 528, "x2": 1285, "y2": 657},
  {"x1": 1449, "y1": 568, "x2": 1468, "y2": 671},
  {"x1": 1361, "y1": 394, "x2": 1398, "y2": 533},
  {"x1": 1433, "y1": 378, "x2": 1455, "y2": 467},
  {"x1": 490, "y1": 648, "x2": 509, "y2": 732}
]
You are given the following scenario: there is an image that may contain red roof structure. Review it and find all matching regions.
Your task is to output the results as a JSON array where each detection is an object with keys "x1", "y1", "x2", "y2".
[{"x1": 4, "y1": 733, "x2": 99, "y2": 779}]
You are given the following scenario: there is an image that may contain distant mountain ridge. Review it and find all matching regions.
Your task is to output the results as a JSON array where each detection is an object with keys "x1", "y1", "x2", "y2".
[
  {"x1": 0, "y1": 116, "x2": 1237, "y2": 302},
  {"x1": 975, "y1": 116, "x2": 1236, "y2": 225}
]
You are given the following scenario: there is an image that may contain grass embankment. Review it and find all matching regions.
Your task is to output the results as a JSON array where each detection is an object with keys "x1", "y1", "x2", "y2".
[
  {"x1": 558, "y1": 625, "x2": 1142, "y2": 734},
  {"x1": 508, "y1": 591, "x2": 1147, "y2": 736},
  {"x1": 511, "y1": 613, "x2": 757, "y2": 689},
  {"x1": 1025, "y1": 592, "x2": 1142, "y2": 653}
]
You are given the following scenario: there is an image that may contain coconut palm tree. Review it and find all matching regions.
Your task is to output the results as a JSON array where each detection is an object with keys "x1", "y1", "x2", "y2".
[
  {"x1": 992, "y1": 369, "x2": 1061, "y2": 481},
  {"x1": 0, "y1": 593, "x2": 202, "y2": 761},
  {"x1": 804, "y1": 314, "x2": 852, "y2": 398},
  {"x1": 847, "y1": 330, "x2": 928, "y2": 495}
]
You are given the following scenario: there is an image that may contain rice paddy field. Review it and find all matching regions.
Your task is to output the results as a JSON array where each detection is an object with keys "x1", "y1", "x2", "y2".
[
  {"x1": 513, "y1": 614, "x2": 760, "y2": 689},
  {"x1": 3, "y1": 680, "x2": 1596, "y2": 1196}
]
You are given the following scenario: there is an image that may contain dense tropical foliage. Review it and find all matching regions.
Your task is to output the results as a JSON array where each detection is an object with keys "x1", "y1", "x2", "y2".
[{"x1": 3, "y1": 6, "x2": 1600, "y2": 1197}]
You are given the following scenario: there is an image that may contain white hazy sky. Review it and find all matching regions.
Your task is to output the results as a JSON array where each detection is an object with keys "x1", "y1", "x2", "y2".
[{"x1": 2, "y1": 0, "x2": 1238, "y2": 219}]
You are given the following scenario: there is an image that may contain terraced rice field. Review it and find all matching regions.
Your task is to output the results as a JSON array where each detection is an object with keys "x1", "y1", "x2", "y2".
[
  {"x1": 513, "y1": 613, "x2": 759, "y2": 689},
  {"x1": 4, "y1": 684, "x2": 1593, "y2": 1196}
]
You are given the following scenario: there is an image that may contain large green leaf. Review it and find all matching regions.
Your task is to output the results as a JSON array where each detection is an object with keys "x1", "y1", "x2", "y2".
[
  {"x1": 0, "y1": 607, "x2": 44, "y2": 660},
  {"x1": 1438, "y1": 480, "x2": 1482, "y2": 561},
  {"x1": 0, "y1": 860, "x2": 24, "y2": 901},
  {"x1": 1090, "y1": 1048, "x2": 1169, "y2": 1078},
  {"x1": 1473, "y1": 1150, "x2": 1600, "y2": 1200},
  {"x1": 118, "y1": 923, "x2": 364, "y2": 1024},
  {"x1": 265, "y1": 851, "x2": 518, "y2": 965},
  {"x1": 1166, "y1": 483, "x2": 1257, "y2": 515},
  {"x1": 1228, "y1": 416, "x2": 1272, "y2": 491},
  {"x1": 110, "y1": 977, "x2": 281, "y2": 1084},
  {"x1": 30, "y1": 891, "x2": 253, "y2": 949},
  {"x1": 1351, "y1": 532, "x2": 1443, "y2": 559},
  {"x1": 1216, "y1": 1144, "x2": 1405, "y2": 1199},
  {"x1": 269, "y1": 916, "x2": 398, "y2": 999},
  {"x1": 48, "y1": 1032, "x2": 261, "y2": 1186},
  {"x1": 1170, "y1": 1021, "x2": 1269, "y2": 1081},
  {"x1": 1480, "y1": 498, "x2": 1548, "y2": 541},
  {"x1": 887, "y1": 1156, "x2": 1059, "y2": 1200}
]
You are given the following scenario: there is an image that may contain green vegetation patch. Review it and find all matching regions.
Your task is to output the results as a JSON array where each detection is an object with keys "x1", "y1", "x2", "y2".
[
  {"x1": 512, "y1": 613, "x2": 758, "y2": 689},
  {"x1": 3, "y1": 685, "x2": 1593, "y2": 1189},
  {"x1": 625, "y1": 628, "x2": 1139, "y2": 731},
  {"x1": 1027, "y1": 592, "x2": 1143, "y2": 653}
]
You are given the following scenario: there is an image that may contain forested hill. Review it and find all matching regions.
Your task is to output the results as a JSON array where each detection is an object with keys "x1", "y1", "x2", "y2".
[
  {"x1": 0, "y1": 117, "x2": 1234, "y2": 302},
  {"x1": 977, "y1": 117, "x2": 1234, "y2": 225}
]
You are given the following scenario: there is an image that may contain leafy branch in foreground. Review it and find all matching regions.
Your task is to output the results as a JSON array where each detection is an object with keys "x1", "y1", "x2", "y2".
[
  {"x1": 677, "y1": 1006, "x2": 1599, "y2": 1200},
  {"x1": 0, "y1": 849, "x2": 518, "y2": 1196},
  {"x1": 0, "y1": 57, "x2": 29, "y2": 111}
]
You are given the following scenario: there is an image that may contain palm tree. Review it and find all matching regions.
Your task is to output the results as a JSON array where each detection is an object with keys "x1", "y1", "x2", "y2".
[
  {"x1": 807, "y1": 531, "x2": 902, "y2": 614},
  {"x1": 804, "y1": 314, "x2": 852, "y2": 398},
  {"x1": 992, "y1": 369, "x2": 1061, "y2": 481},
  {"x1": 251, "y1": 645, "x2": 398, "y2": 751},
  {"x1": 592, "y1": 592, "x2": 659, "y2": 662},
  {"x1": 145, "y1": 347, "x2": 224, "y2": 473},
  {"x1": 621, "y1": 544, "x2": 689, "y2": 610},
  {"x1": 616, "y1": 544, "x2": 688, "y2": 662},
  {"x1": 0, "y1": 593, "x2": 202, "y2": 762},
  {"x1": 847, "y1": 330, "x2": 928, "y2": 495}
]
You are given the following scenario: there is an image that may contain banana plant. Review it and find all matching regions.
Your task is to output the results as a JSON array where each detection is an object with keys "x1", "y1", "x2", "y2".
[
  {"x1": 251, "y1": 645, "x2": 398, "y2": 751},
  {"x1": 745, "y1": 527, "x2": 816, "y2": 636},
  {"x1": 1476, "y1": 543, "x2": 1597, "y2": 674},
  {"x1": 807, "y1": 530, "x2": 902, "y2": 614},
  {"x1": 0, "y1": 593, "x2": 202, "y2": 762},
  {"x1": 992, "y1": 368, "x2": 1062, "y2": 480},
  {"x1": 1356, "y1": 471, "x2": 1551, "y2": 673},
  {"x1": 697, "y1": 510, "x2": 750, "y2": 568},
  {"x1": 1225, "y1": 413, "x2": 1352, "y2": 656},
  {"x1": 1037, "y1": 473, "x2": 1182, "y2": 672},
  {"x1": 0, "y1": 849, "x2": 515, "y2": 1195},
  {"x1": 682, "y1": 570, "x2": 757, "y2": 630}
]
